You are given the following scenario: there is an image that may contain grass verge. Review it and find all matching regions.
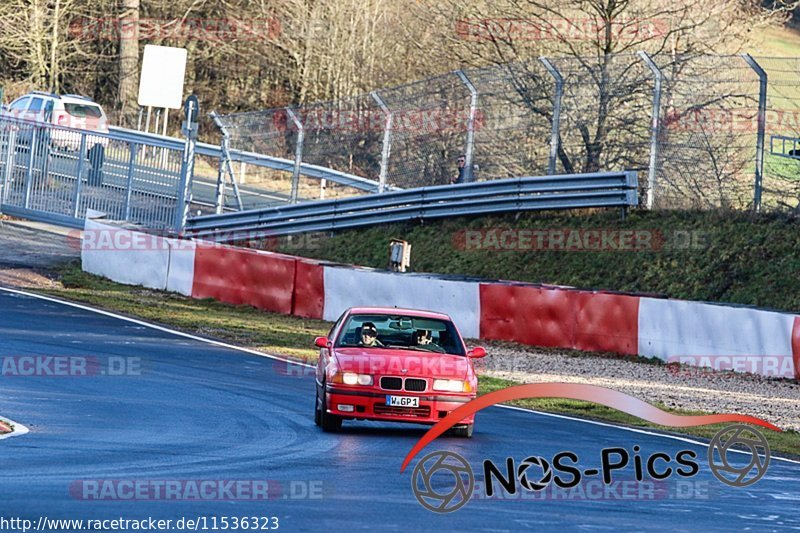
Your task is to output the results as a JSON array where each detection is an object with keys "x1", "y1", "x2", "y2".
[
  {"x1": 36, "y1": 261, "x2": 800, "y2": 457},
  {"x1": 272, "y1": 209, "x2": 800, "y2": 313}
]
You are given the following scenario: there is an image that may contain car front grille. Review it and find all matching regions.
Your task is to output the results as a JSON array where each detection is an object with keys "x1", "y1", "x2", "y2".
[
  {"x1": 380, "y1": 376, "x2": 426, "y2": 392},
  {"x1": 380, "y1": 377, "x2": 403, "y2": 390},
  {"x1": 374, "y1": 404, "x2": 431, "y2": 418},
  {"x1": 404, "y1": 378, "x2": 426, "y2": 392}
]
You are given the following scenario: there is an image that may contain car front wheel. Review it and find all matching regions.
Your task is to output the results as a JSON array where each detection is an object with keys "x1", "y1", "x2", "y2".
[
  {"x1": 317, "y1": 385, "x2": 342, "y2": 432},
  {"x1": 452, "y1": 424, "x2": 473, "y2": 438}
]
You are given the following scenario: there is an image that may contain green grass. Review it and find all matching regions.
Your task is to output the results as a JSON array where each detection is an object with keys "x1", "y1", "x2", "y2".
[
  {"x1": 276, "y1": 209, "x2": 800, "y2": 313},
  {"x1": 36, "y1": 262, "x2": 800, "y2": 457},
  {"x1": 757, "y1": 26, "x2": 800, "y2": 57}
]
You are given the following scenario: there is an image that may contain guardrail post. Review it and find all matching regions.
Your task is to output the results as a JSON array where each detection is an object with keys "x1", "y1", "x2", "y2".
[
  {"x1": 123, "y1": 143, "x2": 138, "y2": 220},
  {"x1": 539, "y1": 57, "x2": 564, "y2": 176},
  {"x1": 455, "y1": 70, "x2": 478, "y2": 183},
  {"x1": 1, "y1": 127, "x2": 16, "y2": 207},
  {"x1": 175, "y1": 95, "x2": 199, "y2": 234},
  {"x1": 285, "y1": 107, "x2": 305, "y2": 203},
  {"x1": 23, "y1": 128, "x2": 38, "y2": 209},
  {"x1": 638, "y1": 51, "x2": 663, "y2": 210},
  {"x1": 742, "y1": 54, "x2": 767, "y2": 213},
  {"x1": 370, "y1": 91, "x2": 392, "y2": 193},
  {"x1": 71, "y1": 134, "x2": 87, "y2": 218}
]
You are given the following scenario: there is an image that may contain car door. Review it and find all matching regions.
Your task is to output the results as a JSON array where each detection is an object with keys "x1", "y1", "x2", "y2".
[{"x1": 316, "y1": 311, "x2": 348, "y2": 386}]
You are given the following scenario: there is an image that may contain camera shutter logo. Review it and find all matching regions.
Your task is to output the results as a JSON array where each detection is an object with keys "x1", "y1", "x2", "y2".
[
  {"x1": 517, "y1": 456, "x2": 552, "y2": 491},
  {"x1": 411, "y1": 451, "x2": 474, "y2": 513},
  {"x1": 708, "y1": 424, "x2": 770, "y2": 487}
]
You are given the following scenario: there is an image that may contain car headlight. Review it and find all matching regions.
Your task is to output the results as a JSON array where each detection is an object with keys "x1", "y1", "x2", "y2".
[
  {"x1": 433, "y1": 379, "x2": 470, "y2": 392},
  {"x1": 342, "y1": 372, "x2": 373, "y2": 386}
]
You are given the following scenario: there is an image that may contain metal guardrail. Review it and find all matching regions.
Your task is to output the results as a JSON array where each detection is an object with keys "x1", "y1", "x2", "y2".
[
  {"x1": 185, "y1": 171, "x2": 638, "y2": 241},
  {"x1": 109, "y1": 126, "x2": 387, "y2": 193},
  {"x1": 0, "y1": 109, "x2": 386, "y2": 231},
  {"x1": 769, "y1": 134, "x2": 800, "y2": 159}
]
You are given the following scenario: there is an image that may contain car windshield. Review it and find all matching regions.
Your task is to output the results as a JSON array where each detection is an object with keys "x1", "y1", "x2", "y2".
[
  {"x1": 336, "y1": 313, "x2": 466, "y2": 356},
  {"x1": 64, "y1": 103, "x2": 102, "y2": 118}
]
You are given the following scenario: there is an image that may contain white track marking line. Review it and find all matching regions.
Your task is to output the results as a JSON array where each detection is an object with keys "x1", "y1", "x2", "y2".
[
  {"x1": 2, "y1": 286, "x2": 798, "y2": 465},
  {"x1": 0, "y1": 286, "x2": 305, "y2": 367}
]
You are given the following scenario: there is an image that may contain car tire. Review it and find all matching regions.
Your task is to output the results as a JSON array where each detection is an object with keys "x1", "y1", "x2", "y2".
[
  {"x1": 319, "y1": 384, "x2": 342, "y2": 433},
  {"x1": 314, "y1": 390, "x2": 321, "y2": 426},
  {"x1": 452, "y1": 424, "x2": 474, "y2": 438}
]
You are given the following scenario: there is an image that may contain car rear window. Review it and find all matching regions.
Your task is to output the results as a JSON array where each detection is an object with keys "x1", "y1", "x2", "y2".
[{"x1": 64, "y1": 103, "x2": 102, "y2": 118}]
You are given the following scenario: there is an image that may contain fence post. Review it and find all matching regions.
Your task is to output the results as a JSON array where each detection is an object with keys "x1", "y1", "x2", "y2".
[
  {"x1": 455, "y1": 70, "x2": 478, "y2": 182},
  {"x1": 1, "y1": 127, "x2": 15, "y2": 208},
  {"x1": 285, "y1": 107, "x2": 304, "y2": 203},
  {"x1": 174, "y1": 95, "x2": 199, "y2": 234},
  {"x1": 71, "y1": 134, "x2": 87, "y2": 218},
  {"x1": 742, "y1": 54, "x2": 767, "y2": 213},
  {"x1": 539, "y1": 57, "x2": 564, "y2": 176},
  {"x1": 23, "y1": 128, "x2": 38, "y2": 209},
  {"x1": 123, "y1": 143, "x2": 138, "y2": 220},
  {"x1": 209, "y1": 111, "x2": 244, "y2": 213},
  {"x1": 370, "y1": 91, "x2": 392, "y2": 193},
  {"x1": 638, "y1": 51, "x2": 663, "y2": 210}
]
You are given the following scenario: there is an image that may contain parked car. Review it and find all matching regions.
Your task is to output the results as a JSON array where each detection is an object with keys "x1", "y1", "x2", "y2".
[
  {"x1": 314, "y1": 307, "x2": 487, "y2": 437},
  {"x1": 3, "y1": 91, "x2": 109, "y2": 151}
]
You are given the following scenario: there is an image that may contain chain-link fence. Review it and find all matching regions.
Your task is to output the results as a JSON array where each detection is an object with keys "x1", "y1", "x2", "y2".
[{"x1": 216, "y1": 54, "x2": 800, "y2": 212}]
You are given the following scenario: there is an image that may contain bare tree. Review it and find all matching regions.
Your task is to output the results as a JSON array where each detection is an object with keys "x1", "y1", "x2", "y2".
[{"x1": 118, "y1": 0, "x2": 139, "y2": 127}]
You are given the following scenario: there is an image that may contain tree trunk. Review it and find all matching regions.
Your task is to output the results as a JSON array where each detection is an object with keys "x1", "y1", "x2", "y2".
[{"x1": 118, "y1": 0, "x2": 139, "y2": 127}]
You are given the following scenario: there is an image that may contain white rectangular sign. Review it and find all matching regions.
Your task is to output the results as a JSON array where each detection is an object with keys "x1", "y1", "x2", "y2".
[{"x1": 138, "y1": 45, "x2": 187, "y2": 109}]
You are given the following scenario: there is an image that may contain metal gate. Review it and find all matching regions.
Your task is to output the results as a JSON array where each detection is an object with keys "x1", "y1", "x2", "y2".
[{"x1": 0, "y1": 114, "x2": 187, "y2": 231}]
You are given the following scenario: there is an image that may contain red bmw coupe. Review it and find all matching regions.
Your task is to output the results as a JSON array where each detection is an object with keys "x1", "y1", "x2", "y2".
[{"x1": 313, "y1": 307, "x2": 487, "y2": 438}]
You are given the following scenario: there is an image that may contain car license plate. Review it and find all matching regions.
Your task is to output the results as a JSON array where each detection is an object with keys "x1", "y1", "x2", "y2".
[{"x1": 386, "y1": 395, "x2": 419, "y2": 408}]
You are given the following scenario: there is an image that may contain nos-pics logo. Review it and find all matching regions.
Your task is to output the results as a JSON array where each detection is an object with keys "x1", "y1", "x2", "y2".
[{"x1": 411, "y1": 424, "x2": 770, "y2": 513}]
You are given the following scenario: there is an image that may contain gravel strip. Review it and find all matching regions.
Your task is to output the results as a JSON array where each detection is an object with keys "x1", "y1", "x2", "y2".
[{"x1": 476, "y1": 342, "x2": 800, "y2": 432}]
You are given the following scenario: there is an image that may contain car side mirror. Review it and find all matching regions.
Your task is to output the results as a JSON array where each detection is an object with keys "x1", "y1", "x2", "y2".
[
  {"x1": 314, "y1": 337, "x2": 331, "y2": 349},
  {"x1": 468, "y1": 346, "x2": 487, "y2": 358}
]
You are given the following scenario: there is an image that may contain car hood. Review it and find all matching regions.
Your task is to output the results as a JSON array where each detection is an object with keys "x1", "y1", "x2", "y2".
[{"x1": 333, "y1": 347, "x2": 470, "y2": 380}]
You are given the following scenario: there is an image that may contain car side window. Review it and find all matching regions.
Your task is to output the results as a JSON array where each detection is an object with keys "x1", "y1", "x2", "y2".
[
  {"x1": 28, "y1": 98, "x2": 44, "y2": 114},
  {"x1": 9, "y1": 98, "x2": 29, "y2": 111}
]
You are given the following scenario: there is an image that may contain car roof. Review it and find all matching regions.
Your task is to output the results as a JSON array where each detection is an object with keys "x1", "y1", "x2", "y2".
[
  {"x1": 19, "y1": 92, "x2": 101, "y2": 106},
  {"x1": 60, "y1": 95, "x2": 101, "y2": 106},
  {"x1": 346, "y1": 306, "x2": 452, "y2": 321}
]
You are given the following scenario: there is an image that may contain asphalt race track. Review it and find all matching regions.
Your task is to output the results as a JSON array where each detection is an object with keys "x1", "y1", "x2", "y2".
[{"x1": 1, "y1": 288, "x2": 799, "y2": 532}]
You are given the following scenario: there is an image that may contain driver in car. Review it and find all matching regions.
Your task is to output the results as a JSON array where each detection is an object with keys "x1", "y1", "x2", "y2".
[{"x1": 360, "y1": 322, "x2": 384, "y2": 347}]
